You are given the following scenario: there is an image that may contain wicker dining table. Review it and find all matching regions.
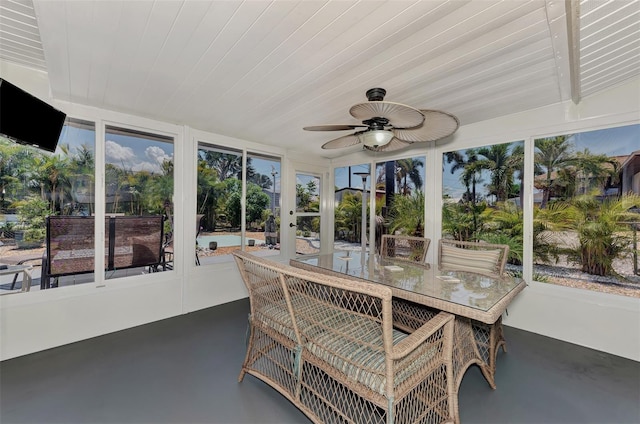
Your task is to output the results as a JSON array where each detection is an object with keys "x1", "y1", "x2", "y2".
[{"x1": 290, "y1": 251, "x2": 526, "y2": 419}]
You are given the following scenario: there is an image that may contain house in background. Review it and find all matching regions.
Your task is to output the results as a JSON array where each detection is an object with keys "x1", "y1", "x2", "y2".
[{"x1": 621, "y1": 150, "x2": 640, "y2": 196}]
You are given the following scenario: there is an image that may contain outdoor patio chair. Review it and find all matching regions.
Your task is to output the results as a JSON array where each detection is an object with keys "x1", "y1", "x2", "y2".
[
  {"x1": 380, "y1": 235, "x2": 430, "y2": 267},
  {"x1": 42, "y1": 215, "x2": 164, "y2": 288},
  {"x1": 110, "y1": 216, "x2": 164, "y2": 271},
  {"x1": 5, "y1": 253, "x2": 43, "y2": 290},
  {"x1": 438, "y1": 239, "x2": 509, "y2": 277}
]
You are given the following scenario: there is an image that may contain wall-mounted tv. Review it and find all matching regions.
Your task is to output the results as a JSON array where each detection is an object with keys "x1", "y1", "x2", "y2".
[{"x1": 0, "y1": 78, "x2": 66, "y2": 153}]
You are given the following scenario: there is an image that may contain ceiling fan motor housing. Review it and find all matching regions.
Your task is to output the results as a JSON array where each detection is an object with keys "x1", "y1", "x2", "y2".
[{"x1": 366, "y1": 87, "x2": 386, "y2": 101}]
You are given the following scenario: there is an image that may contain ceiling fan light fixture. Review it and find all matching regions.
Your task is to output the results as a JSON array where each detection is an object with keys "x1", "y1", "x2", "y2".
[{"x1": 358, "y1": 129, "x2": 394, "y2": 147}]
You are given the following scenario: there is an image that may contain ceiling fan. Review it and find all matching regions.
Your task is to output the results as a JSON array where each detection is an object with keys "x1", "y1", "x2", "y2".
[{"x1": 303, "y1": 88, "x2": 459, "y2": 152}]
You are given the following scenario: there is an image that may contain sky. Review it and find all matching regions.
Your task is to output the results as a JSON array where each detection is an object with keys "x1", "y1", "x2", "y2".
[
  {"x1": 104, "y1": 130, "x2": 172, "y2": 175},
  {"x1": 443, "y1": 123, "x2": 639, "y2": 200},
  {"x1": 56, "y1": 123, "x2": 174, "y2": 175},
  {"x1": 334, "y1": 163, "x2": 371, "y2": 190},
  {"x1": 53, "y1": 121, "x2": 638, "y2": 201}
]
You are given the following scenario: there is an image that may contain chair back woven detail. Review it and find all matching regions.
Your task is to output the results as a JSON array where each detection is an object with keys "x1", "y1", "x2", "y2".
[
  {"x1": 381, "y1": 235, "x2": 430, "y2": 265},
  {"x1": 233, "y1": 250, "x2": 456, "y2": 424},
  {"x1": 438, "y1": 239, "x2": 509, "y2": 276}
]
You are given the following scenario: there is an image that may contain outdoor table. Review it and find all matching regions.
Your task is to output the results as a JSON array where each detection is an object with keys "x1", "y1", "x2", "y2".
[
  {"x1": 0, "y1": 264, "x2": 33, "y2": 293},
  {"x1": 290, "y1": 251, "x2": 527, "y2": 420}
]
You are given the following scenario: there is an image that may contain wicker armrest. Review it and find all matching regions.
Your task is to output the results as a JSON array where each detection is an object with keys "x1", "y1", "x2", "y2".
[{"x1": 391, "y1": 312, "x2": 453, "y2": 360}]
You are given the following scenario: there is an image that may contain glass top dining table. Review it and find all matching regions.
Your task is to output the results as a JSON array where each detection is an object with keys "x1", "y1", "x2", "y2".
[{"x1": 290, "y1": 251, "x2": 526, "y2": 324}]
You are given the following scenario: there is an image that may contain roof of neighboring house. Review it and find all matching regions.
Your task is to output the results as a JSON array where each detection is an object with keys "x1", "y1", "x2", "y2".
[
  {"x1": 534, "y1": 151, "x2": 638, "y2": 183},
  {"x1": 620, "y1": 150, "x2": 640, "y2": 169}
]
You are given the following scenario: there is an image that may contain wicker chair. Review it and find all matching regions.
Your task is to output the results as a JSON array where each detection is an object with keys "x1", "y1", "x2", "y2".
[
  {"x1": 381, "y1": 235, "x2": 430, "y2": 267},
  {"x1": 438, "y1": 239, "x2": 509, "y2": 277},
  {"x1": 234, "y1": 250, "x2": 457, "y2": 424}
]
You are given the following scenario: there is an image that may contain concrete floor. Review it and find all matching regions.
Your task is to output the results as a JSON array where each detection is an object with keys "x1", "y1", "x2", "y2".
[{"x1": 1, "y1": 299, "x2": 638, "y2": 424}]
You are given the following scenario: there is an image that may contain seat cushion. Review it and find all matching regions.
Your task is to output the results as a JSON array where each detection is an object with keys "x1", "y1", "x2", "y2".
[
  {"x1": 306, "y1": 313, "x2": 436, "y2": 395},
  {"x1": 440, "y1": 244, "x2": 501, "y2": 274}
]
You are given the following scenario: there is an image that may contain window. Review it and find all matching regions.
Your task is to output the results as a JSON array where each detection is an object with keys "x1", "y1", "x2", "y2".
[
  {"x1": 334, "y1": 164, "x2": 371, "y2": 252},
  {"x1": 0, "y1": 118, "x2": 96, "y2": 290},
  {"x1": 104, "y1": 126, "x2": 174, "y2": 279},
  {"x1": 377, "y1": 156, "x2": 426, "y2": 242},
  {"x1": 533, "y1": 125, "x2": 640, "y2": 297},
  {"x1": 442, "y1": 141, "x2": 524, "y2": 264},
  {"x1": 196, "y1": 143, "x2": 282, "y2": 263}
]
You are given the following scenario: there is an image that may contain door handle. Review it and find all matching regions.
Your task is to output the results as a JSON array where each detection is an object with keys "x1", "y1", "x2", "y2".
[{"x1": 289, "y1": 223, "x2": 296, "y2": 228}]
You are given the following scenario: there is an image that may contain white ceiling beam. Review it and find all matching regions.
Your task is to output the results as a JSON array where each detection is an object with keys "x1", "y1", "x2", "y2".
[
  {"x1": 544, "y1": 0, "x2": 578, "y2": 104},
  {"x1": 565, "y1": 0, "x2": 581, "y2": 104}
]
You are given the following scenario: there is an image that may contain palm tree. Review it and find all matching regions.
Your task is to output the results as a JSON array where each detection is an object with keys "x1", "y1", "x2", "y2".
[
  {"x1": 395, "y1": 158, "x2": 424, "y2": 194},
  {"x1": 197, "y1": 159, "x2": 220, "y2": 230},
  {"x1": 202, "y1": 151, "x2": 242, "y2": 181},
  {"x1": 535, "y1": 135, "x2": 574, "y2": 208},
  {"x1": 335, "y1": 192, "x2": 362, "y2": 242},
  {"x1": 573, "y1": 148, "x2": 619, "y2": 195},
  {"x1": 476, "y1": 143, "x2": 515, "y2": 203},
  {"x1": 508, "y1": 144, "x2": 525, "y2": 208},
  {"x1": 38, "y1": 151, "x2": 71, "y2": 213},
  {"x1": 445, "y1": 149, "x2": 482, "y2": 204}
]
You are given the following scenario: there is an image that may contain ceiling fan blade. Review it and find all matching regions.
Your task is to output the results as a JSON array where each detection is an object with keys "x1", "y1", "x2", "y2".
[
  {"x1": 393, "y1": 110, "x2": 460, "y2": 142},
  {"x1": 321, "y1": 133, "x2": 362, "y2": 149},
  {"x1": 303, "y1": 124, "x2": 366, "y2": 131},
  {"x1": 349, "y1": 101, "x2": 424, "y2": 129},
  {"x1": 363, "y1": 137, "x2": 411, "y2": 152}
]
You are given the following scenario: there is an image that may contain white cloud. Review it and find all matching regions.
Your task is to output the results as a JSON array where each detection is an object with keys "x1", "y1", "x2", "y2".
[
  {"x1": 145, "y1": 146, "x2": 171, "y2": 165},
  {"x1": 105, "y1": 142, "x2": 172, "y2": 174},
  {"x1": 105, "y1": 140, "x2": 135, "y2": 162}
]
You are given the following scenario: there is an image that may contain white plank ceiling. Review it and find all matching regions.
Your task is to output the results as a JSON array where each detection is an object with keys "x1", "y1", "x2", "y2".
[{"x1": 1, "y1": 0, "x2": 639, "y2": 158}]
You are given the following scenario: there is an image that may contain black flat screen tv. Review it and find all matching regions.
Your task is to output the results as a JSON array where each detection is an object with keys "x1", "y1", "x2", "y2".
[{"x1": 0, "y1": 78, "x2": 66, "y2": 153}]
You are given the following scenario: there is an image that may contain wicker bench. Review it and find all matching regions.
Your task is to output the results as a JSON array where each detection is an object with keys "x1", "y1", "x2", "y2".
[{"x1": 233, "y1": 250, "x2": 457, "y2": 424}]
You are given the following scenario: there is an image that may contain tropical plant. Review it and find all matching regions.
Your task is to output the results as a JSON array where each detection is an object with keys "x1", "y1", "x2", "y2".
[
  {"x1": 532, "y1": 202, "x2": 568, "y2": 264},
  {"x1": 564, "y1": 194, "x2": 640, "y2": 276},
  {"x1": 335, "y1": 192, "x2": 362, "y2": 241},
  {"x1": 296, "y1": 180, "x2": 319, "y2": 212},
  {"x1": 387, "y1": 191, "x2": 425, "y2": 236},
  {"x1": 535, "y1": 135, "x2": 574, "y2": 208},
  {"x1": 14, "y1": 196, "x2": 50, "y2": 245},
  {"x1": 572, "y1": 148, "x2": 619, "y2": 196},
  {"x1": 479, "y1": 201, "x2": 523, "y2": 264},
  {"x1": 226, "y1": 182, "x2": 270, "y2": 228},
  {"x1": 441, "y1": 200, "x2": 488, "y2": 241}
]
